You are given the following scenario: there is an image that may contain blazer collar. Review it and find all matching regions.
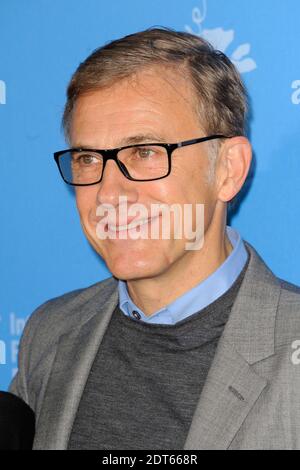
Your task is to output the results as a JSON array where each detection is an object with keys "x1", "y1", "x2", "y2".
[{"x1": 223, "y1": 240, "x2": 280, "y2": 364}]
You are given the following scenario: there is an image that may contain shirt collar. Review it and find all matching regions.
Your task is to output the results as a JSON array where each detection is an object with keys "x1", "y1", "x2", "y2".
[{"x1": 118, "y1": 226, "x2": 249, "y2": 325}]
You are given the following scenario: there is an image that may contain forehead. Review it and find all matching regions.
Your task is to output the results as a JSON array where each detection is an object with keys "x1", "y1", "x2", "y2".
[{"x1": 69, "y1": 66, "x2": 202, "y2": 146}]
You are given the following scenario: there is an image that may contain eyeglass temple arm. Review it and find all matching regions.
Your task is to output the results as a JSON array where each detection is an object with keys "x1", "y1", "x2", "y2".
[{"x1": 177, "y1": 134, "x2": 229, "y2": 148}]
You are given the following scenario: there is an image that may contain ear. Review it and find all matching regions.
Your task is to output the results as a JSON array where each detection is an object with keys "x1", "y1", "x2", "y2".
[{"x1": 216, "y1": 136, "x2": 252, "y2": 203}]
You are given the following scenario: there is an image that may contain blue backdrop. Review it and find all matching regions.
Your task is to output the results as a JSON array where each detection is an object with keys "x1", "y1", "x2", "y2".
[{"x1": 1, "y1": 0, "x2": 299, "y2": 390}]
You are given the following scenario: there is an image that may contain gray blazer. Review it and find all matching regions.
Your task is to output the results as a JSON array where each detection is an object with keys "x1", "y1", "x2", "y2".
[{"x1": 9, "y1": 241, "x2": 300, "y2": 450}]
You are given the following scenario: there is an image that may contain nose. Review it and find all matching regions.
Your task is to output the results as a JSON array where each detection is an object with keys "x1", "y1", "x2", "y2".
[{"x1": 96, "y1": 158, "x2": 137, "y2": 207}]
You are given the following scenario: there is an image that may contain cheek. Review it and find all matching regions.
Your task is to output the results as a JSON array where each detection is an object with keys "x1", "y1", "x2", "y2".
[
  {"x1": 166, "y1": 165, "x2": 207, "y2": 204},
  {"x1": 75, "y1": 188, "x2": 97, "y2": 216},
  {"x1": 168, "y1": 162, "x2": 216, "y2": 231}
]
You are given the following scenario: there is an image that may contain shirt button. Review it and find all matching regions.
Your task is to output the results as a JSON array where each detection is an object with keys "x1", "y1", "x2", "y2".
[{"x1": 132, "y1": 310, "x2": 141, "y2": 320}]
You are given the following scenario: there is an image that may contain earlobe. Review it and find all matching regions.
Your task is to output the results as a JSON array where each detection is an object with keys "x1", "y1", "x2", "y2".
[{"x1": 217, "y1": 137, "x2": 252, "y2": 203}]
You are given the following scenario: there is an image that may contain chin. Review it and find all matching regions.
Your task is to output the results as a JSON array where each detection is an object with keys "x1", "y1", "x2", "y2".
[{"x1": 105, "y1": 253, "x2": 162, "y2": 282}]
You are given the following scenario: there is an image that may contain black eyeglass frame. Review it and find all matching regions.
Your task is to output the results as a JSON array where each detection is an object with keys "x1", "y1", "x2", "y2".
[{"x1": 53, "y1": 134, "x2": 229, "y2": 186}]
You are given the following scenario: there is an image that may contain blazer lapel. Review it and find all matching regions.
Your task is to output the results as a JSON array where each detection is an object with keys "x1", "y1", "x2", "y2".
[
  {"x1": 183, "y1": 338, "x2": 268, "y2": 449},
  {"x1": 184, "y1": 241, "x2": 281, "y2": 449},
  {"x1": 33, "y1": 284, "x2": 119, "y2": 450}
]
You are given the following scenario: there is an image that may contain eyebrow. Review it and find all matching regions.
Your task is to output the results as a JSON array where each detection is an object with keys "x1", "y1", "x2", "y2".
[
  {"x1": 72, "y1": 133, "x2": 167, "y2": 149},
  {"x1": 118, "y1": 133, "x2": 167, "y2": 146}
]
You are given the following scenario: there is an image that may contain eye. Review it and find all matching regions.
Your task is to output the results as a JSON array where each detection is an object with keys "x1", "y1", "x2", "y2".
[
  {"x1": 72, "y1": 152, "x2": 100, "y2": 165},
  {"x1": 81, "y1": 154, "x2": 97, "y2": 164},
  {"x1": 136, "y1": 147, "x2": 155, "y2": 159}
]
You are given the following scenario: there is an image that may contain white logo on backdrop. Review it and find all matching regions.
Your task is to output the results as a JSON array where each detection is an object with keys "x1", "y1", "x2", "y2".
[
  {"x1": 0, "y1": 313, "x2": 5, "y2": 365},
  {"x1": 291, "y1": 80, "x2": 300, "y2": 105},
  {"x1": 9, "y1": 313, "x2": 28, "y2": 377},
  {"x1": 0, "y1": 80, "x2": 6, "y2": 104},
  {"x1": 0, "y1": 340, "x2": 6, "y2": 365},
  {"x1": 0, "y1": 312, "x2": 28, "y2": 378},
  {"x1": 185, "y1": 0, "x2": 257, "y2": 74}
]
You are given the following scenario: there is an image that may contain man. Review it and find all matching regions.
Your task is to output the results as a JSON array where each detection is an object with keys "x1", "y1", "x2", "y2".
[{"x1": 10, "y1": 28, "x2": 300, "y2": 450}]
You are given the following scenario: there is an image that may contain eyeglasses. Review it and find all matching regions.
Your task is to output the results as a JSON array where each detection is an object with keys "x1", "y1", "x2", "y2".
[{"x1": 53, "y1": 134, "x2": 229, "y2": 186}]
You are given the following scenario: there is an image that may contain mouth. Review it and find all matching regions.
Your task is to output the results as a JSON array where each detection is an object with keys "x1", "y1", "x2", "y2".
[{"x1": 106, "y1": 215, "x2": 160, "y2": 233}]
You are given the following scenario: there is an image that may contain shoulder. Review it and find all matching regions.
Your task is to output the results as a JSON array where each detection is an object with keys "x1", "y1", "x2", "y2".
[
  {"x1": 10, "y1": 276, "x2": 118, "y2": 404},
  {"x1": 276, "y1": 278, "x2": 300, "y2": 349},
  {"x1": 22, "y1": 276, "x2": 118, "y2": 349},
  {"x1": 278, "y1": 278, "x2": 300, "y2": 297},
  {"x1": 243, "y1": 240, "x2": 300, "y2": 350}
]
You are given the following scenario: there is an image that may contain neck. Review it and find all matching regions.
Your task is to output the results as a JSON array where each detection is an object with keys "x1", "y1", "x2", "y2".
[{"x1": 126, "y1": 204, "x2": 233, "y2": 316}]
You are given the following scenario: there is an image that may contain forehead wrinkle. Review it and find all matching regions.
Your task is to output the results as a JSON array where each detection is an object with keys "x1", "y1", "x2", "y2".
[
  {"x1": 73, "y1": 66, "x2": 196, "y2": 124},
  {"x1": 72, "y1": 132, "x2": 168, "y2": 149},
  {"x1": 70, "y1": 66, "x2": 202, "y2": 148},
  {"x1": 71, "y1": 98, "x2": 170, "y2": 148}
]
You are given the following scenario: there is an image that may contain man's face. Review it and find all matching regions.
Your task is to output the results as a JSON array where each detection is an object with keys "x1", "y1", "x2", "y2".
[{"x1": 69, "y1": 66, "x2": 218, "y2": 281}]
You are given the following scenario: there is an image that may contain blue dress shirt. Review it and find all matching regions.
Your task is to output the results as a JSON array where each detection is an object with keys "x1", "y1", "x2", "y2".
[{"x1": 118, "y1": 226, "x2": 249, "y2": 325}]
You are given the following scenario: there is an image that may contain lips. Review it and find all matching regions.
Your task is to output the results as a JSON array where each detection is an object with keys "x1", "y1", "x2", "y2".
[{"x1": 107, "y1": 215, "x2": 160, "y2": 232}]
